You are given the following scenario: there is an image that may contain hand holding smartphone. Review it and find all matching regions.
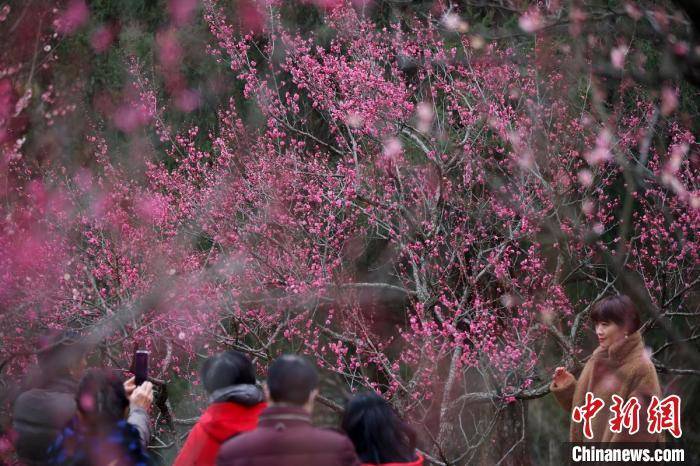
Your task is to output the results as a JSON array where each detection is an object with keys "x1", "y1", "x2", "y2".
[{"x1": 132, "y1": 350, "x2": 149, "y2": 386}]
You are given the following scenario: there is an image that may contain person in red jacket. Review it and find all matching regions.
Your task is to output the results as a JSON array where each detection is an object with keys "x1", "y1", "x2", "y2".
[
  {"x1": 216, "y1": 355, "x2": 360, "y2": 466},
  {"x1": 342, "y1": 392, "x2": 424, "y2": 466},
  {"x1": 173, "y1": 351, "x2": 266, "y2": 466}
]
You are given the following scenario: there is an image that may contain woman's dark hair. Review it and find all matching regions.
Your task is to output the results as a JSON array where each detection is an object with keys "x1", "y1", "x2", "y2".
[
  {"x1": 590, "y1": 294, "x2": 641, "y2": 333},
  {"x1": 76, "y1": 369, "x2": 129, "y2": 431},
  {"x1": 200, "y1": 350, "x2": 256, "y2": 394},
  {"x1": 341, "y1": 392, "x2": 417, "y2": 464}
]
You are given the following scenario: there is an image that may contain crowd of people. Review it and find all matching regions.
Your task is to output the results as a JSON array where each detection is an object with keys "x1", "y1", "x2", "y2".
[
  {"x1": 9, "y1": 331, "x2": 424, "y2": 466},
  {"x1": 6, "y1": 294, "x2": 662, "y2": 465}
]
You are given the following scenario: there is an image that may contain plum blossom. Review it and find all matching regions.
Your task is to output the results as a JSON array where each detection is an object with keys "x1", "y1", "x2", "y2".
[
  {"x1": 91, "y1": 25, "x2": 114, "y2": 53},
  {"x1": 610, "y1": 45, "x2": 629, "y2": 69},
  {"x1": 442, "y1": 13, "x2": 469, "y2": 33},
  {"x1": 577, "y1": 169, "x2": 594, "y2": 187},
  {"x1": 169, "y1": 0, "x2": 198, "y2": 25},
  {"x1": 518, "y1": 9, "x2": 544, "y2": 33},
  {"x1": 584, "y1": 129, "x2": 613, "y2": 165},
  {"x1": 0, "y1": 5, "x2": 10, "y2": 22},
  {"x1": 54, "y1": 0, "x2": 89, "y2": 35},
  {"x1": 661, "y1": 86, "x2": 679, "y2": 116}
]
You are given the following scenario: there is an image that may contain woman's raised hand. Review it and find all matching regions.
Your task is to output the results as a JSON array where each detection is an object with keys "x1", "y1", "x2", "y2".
[{"x1": 552, "y1": 366, "x2": 573, "y2": 387}]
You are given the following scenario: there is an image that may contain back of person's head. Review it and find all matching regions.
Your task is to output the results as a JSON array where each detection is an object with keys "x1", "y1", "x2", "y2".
[
  {"x1": 342, "y1": 392, "x2": 417, "y2": 464},
  {"x1": 200, "y1": 350, "x2": 256, "y2": 394},
  {"x1": 76, "y1": 368, "x2": 129, "y2": 431},
  {"x1": 590, "y1": 294, "x2": 641, "y2": 333},
  {"x1": 32, "y1": 329, "x2": 87, "y2": 388},
  {"x1": 266, "y1": 354, "x2": 318, "y2": 405},
  {"x1": 37, "y1": 329, "x2": 86, "y2": 371}
]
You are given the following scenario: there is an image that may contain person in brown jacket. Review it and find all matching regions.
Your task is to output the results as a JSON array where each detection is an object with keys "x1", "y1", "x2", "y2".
[
  {"x1": 550, "y1": 295, "x2": 665, "y2": 443},
  {"x1": 216, "y1": 355, "x2": 360, "y2": 466}
]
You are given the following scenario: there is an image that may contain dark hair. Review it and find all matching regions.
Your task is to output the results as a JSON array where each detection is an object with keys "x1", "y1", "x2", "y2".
[
  {"x1": 76, "y1": 369, "x2": 129, "y2": 431},
  {"x1": 266, "y1": 355, "x2": 318, "y2": 405},
  {"x1": 34, "y1": 330, "x2": 87, "y2": 387},
  {"x1": 590, "y1": 294, "x2": 641, "y2": 333},
  {"x1": 341, "y1": 392, "x2": 417, "y2": 464},
  {"x1": 200, "y1": 350, "x2": 256, "y2": 393}
]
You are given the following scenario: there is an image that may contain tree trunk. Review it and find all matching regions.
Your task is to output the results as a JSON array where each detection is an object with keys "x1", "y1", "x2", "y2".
[{"x1": 490, "y1": 400, "x2": 530, "y2": 466}]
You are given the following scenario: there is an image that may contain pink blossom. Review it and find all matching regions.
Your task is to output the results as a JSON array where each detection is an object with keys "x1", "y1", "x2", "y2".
[
  {"x1": 0, "y1": 78, "x2": 13, "y2": 122},
  {"x1": 113, "y1": 103, "x2": 153, "y2": 132},
  {"x1": 584, "y1": 129, "x2": 613, "y2": 165},
  {"x1": 577, "y1": 169, "x2": 594, "y2": 187},
  {"x1": 442, "y1": 13, "x2": 468, "y2": 33},
  {"x1": 610, "y1": 45, "x2": 629, "y2": 69},
  {"x1": 416, "y1": 102, "x2": 434, "y2": 133},
  {"x1": 382, "y1": 137, "x2": 403, "y2": 160},
  {"x1": 661, "y1": 86, "x2": 678, "y2": 116},
  {"x1": 518, "y1": 9, "x2": 544, "y2": 33},
  {"x1": 569, "y1": 7, "x2": 586, "y2": 36},
  {"x1": 690, "y1": 195, "x2": 700, "y2": 209},
  {"x1": 237, "y1": 0, "x2": 266, "y2": 34},
  {"x1": 310, "y1": 0, "x2": 344, "y2": 9},
  {"x1": 54, "y1": 0, "x2": 89, "y2": 35},
  {"x1": 469, "y1": 35, "x2": 486, "y2": 50},
  {"x1": 157, "y1": 29, "x2": 182, "y2": 68},
  {"x1": 346, "y1": 111, "x2": 364, "y2": 128},
  {"x1": 175, "y1": 89, "x2": 201, "y2": 112},
  {"x1": 582, "y1": 199, "x2": 596, "y2": 216},
  {"x1": 90, "y1": 25, "x2": 114, "y2": 53},
  {"x1": 135, "y1": 193, "x2": 169, "y2": 226},
  {"x1": 0, "y1": 5, "x2": 10, "y2": 23},
  {"x1": 672, "y1": 41, "x2": 689, "y2": 56},
  {"x1": 169, "y1": 0, "x2": 198, "y2": 25},
  {"x1": 624, "y1": 2, "x2": 644, "y2": 21}
]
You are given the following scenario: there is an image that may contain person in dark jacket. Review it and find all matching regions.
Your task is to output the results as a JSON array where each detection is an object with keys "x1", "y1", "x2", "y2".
[
  {"x1": 46, "y1": 368, "x2": 153, "y2": 466},
  {"x1": 342, "y1": 393, "x2": 424, "y2": 466},
  {"x1": 12, "y1": 330, "x2": 152, "y2": 464},
  {"x1": 12, "y1": 330, "x2": 88, "y2": 464},
  {"x1": 216, "y1": 355, "x2": 360, "y2": 466},
  {"x1": 173, "y1": 351, "x2": 266, "y2": 466}
]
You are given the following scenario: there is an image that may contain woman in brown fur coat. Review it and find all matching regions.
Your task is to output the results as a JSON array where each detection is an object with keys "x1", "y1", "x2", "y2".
[{"x1": 550, "y1": 295, "x2": 665, "y2": 443}]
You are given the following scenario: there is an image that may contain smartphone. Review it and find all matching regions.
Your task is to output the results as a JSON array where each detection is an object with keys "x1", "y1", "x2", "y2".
[{"x1": 133, "y1": 350, "x2": 149, "y2": 386}]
